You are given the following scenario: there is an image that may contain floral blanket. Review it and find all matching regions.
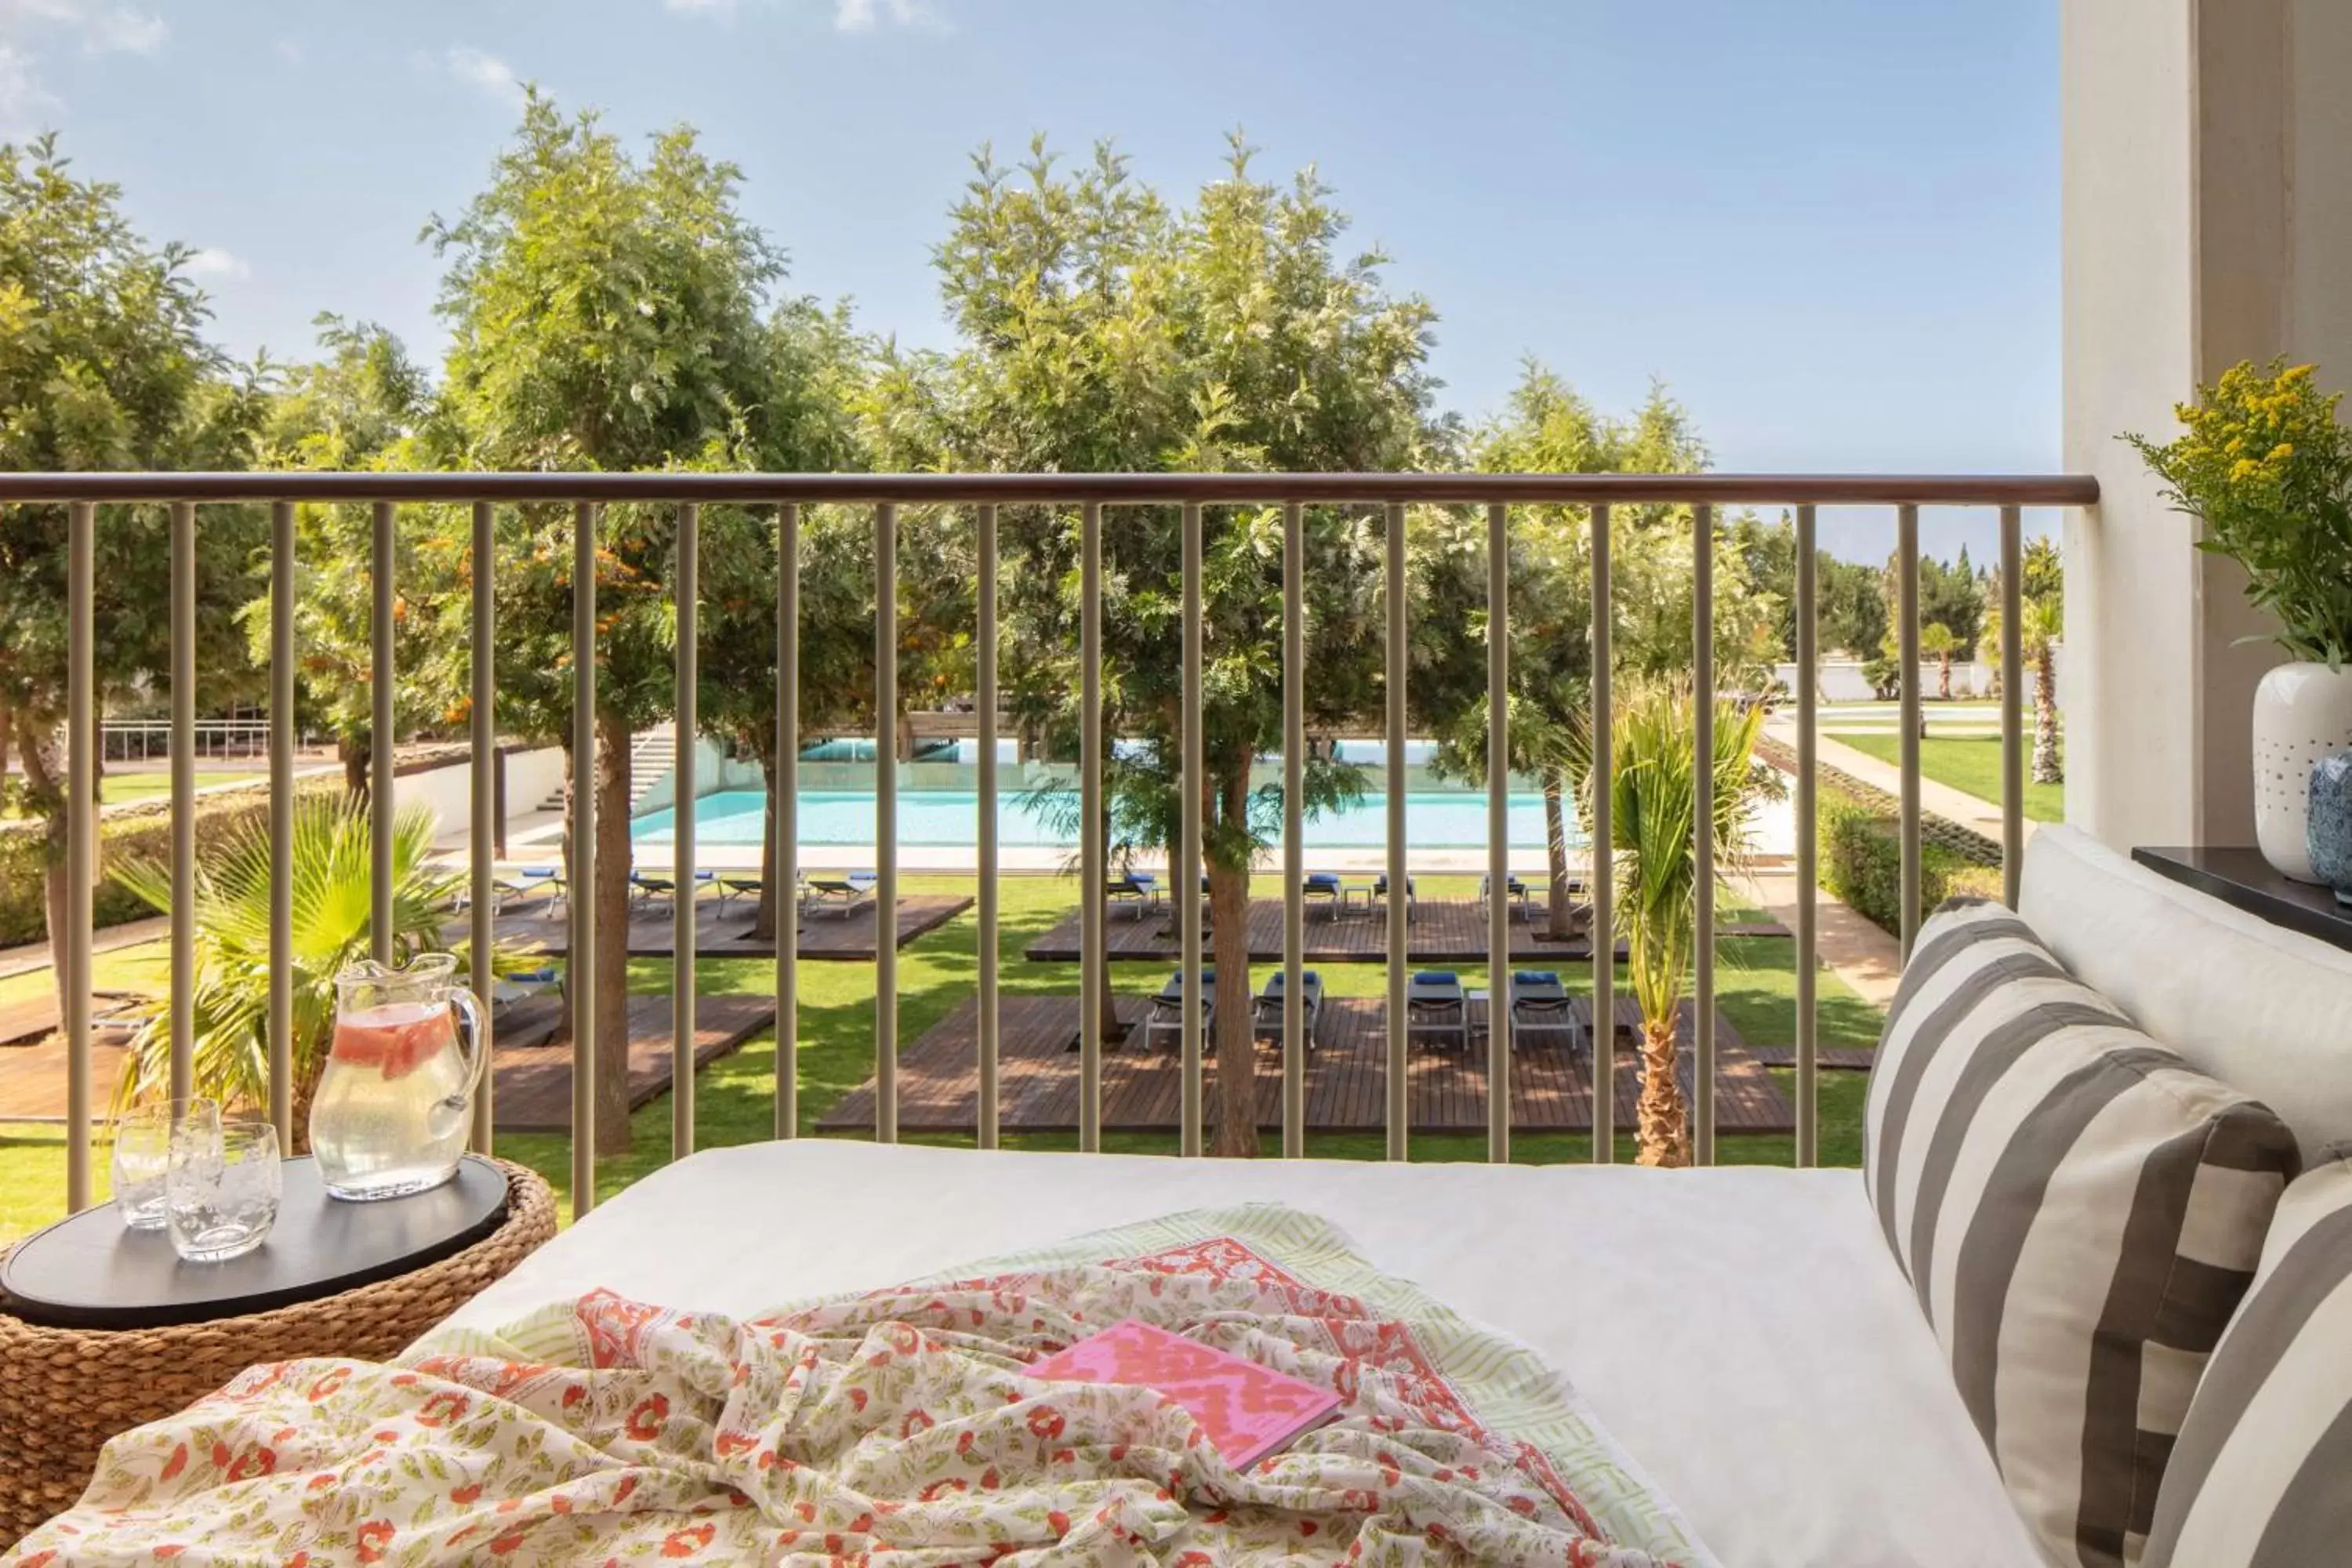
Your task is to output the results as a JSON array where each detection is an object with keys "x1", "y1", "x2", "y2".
[{"x1": 6, "y1": 1206, "x2": 1711, "y2": 1566}]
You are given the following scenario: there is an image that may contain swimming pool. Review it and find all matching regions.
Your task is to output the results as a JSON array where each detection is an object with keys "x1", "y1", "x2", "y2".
[{"x1": 633, "y1": 788, "x2": 1579, "y2": 850}]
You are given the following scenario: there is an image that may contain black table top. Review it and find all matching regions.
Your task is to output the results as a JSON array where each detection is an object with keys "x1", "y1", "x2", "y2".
[
  {"x1": 0, "y1": 1155, "x2": 510, "y2": 1330},
  {"x1": 2132, "y1": 846, "x2": 2352, "y2": 954}
]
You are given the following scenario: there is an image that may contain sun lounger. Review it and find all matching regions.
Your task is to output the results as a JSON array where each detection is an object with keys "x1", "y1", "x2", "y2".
[
  {"x1": 1406, "y1": 970, "x2": 1468, "y2": 1051},
  {"x1": 1509, "y1": 970, "x2": 1575, "y2": 1048},
  {"x1": 1301, "y1": 872, "x2": 1344, "y2": 921},
  {"x1": 1479, "y1": 872, "x2": 1537, "y2": 924},
  {"x1": 1372, "y1": 873, "x2": 1417, "y2": 923},
  {"x1": 1253, "y1": 969, "x2": 1325, "y2": 1046},
  {"x1": 1144, "y1": 967, "x2": 1214, "y2": 1052},
  {"x1": 1108, "y1": 870, "x2": 1163, "y2": 920},
  {"x1": 803, "y1": 871, "x2": 880, "y2": 919},
  {"x1": 713, "y1": 876, "x2": 763, "y2": 917}
]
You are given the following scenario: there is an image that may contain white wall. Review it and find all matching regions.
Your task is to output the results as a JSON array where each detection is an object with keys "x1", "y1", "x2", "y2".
[
  {"x1": 405, "y1": 746, "x2": 567, "y2": 848},
  {"x1": 2062, "y1": 0, "x2": 2352, "y2": 851}
]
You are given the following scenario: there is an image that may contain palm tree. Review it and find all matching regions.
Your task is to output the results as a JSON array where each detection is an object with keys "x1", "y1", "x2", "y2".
[
  {"x1": 1595, "y1": 685, "x2": 1772, "y2": 1167},
  {"x1": 1920, "y1": 621, "x2": 1958, "y2": 701},
  {"x1": 112, "y1": 799, "x2": 464, "y2": 1140},
  {"x1": 1982, "y1": 598, "x2": 2066, "y2": 783}
]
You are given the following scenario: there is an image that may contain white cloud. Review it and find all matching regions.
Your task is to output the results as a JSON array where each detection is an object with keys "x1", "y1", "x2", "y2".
[
  {"x1": 273, "y1": 38, "x2": 301, "y2": 65},
  {"x1": 833, "y1": 0, "x2": 938, "y2": 30},
  {"x1": 0, "y1": 0, "x2": 165, "y2": 130},
  {"x1": 0, "y1": 42, "x2": 54, "y2": 132},
  {"x1": 183, "y1": 247, "x2": 248, "y2": 281},
  {"x1": 437, "y1": 45, "x2": 524, "y2": 106}
]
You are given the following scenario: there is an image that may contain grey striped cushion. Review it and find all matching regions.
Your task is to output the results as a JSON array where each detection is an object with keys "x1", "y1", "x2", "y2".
[
  {"x1": 2146, "y1": 1149, "x2": 2352, "y2": 1566},
  {"x1": 1864, "y1": 898, "x2": 2300, "y2": 1568}
]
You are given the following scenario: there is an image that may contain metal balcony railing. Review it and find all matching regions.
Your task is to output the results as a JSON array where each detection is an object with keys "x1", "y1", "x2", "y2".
[{"x1": 0, "y1": 470, "x2": 2100, "y2": 1217}]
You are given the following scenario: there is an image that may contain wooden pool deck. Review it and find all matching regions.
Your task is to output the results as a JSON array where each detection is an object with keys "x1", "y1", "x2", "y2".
[
  {"x1": 485, "y1": 991, "x2": 776, "y2": 1134},
  {"x1": 1025, "y1": 897, "x2": 1788, "y2": 965},
  {"x1": 818, "y1": 992, "x2": 1792, "y2": 1138},
  {"x1": 456, "y1": 891, "x2": 972, "y2": 962},
  {"x1": 0, "y1": 992, "x2": 775, "y2": 1131}
]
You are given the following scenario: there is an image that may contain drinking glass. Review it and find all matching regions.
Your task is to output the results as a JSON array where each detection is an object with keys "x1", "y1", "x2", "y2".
[
  {"x1": 166, "y1": 1114, "x2": 281, "y2": 1263},
  {"x1": 112, "y1": 1098, "x2": 219, "y2": 1231}
]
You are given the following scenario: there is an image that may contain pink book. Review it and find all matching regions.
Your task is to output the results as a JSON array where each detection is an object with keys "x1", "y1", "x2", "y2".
[{"x1": 1025, "y1": 1319, "x2": 1342, "y2": 1468}]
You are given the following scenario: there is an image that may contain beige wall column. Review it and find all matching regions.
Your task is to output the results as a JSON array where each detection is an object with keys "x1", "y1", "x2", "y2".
[{"x1": 2063, "y1": 0, "x2": 2352, "y2": 851}]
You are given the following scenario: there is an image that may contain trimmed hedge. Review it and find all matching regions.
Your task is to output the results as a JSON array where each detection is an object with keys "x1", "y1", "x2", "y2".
[
  {"x1": 1756, "y1": 735, "x2": 2002, "y2": 939},
  {"x1": 0, "y1": 775, "x2": 346, "y2": 946}
]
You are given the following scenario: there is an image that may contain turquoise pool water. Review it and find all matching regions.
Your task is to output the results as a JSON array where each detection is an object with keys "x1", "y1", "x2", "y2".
[{"x1": 633, "y1": 789, "x2": 1575, "y2": 850}]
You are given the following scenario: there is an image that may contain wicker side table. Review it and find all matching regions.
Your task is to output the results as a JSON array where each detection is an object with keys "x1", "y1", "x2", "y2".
[{"x1": 0, "y1": 1156, "x2": 555, "y2": 1546}]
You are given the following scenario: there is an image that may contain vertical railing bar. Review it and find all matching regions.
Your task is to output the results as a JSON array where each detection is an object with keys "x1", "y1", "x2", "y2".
[
  {"x1": 775, "y1": 503, "x2": 800, "y2": 1139},
  {"x1": 1486, "y1": 500, "x2": 1511, "y2": 1164},
  {"x1": 672, "y1": 502, "x2": 698, "y2": 1160},
  {"x1": 466, "y1": 500, "x2": 495, "y2": 1153},
  {"x1": 1385, "y1": 499, "x2": 1408, "y2": 1163},
  {"x1": 1079, "y1": 501, "x2": 1105, "y2": 1153},
  {"x1": 1589, "y1": 505, "x2": 1616, "y2": 1163},
  {"x1": 571, "y1": 501, "x2": 599, "y2": 1218},
  {"x1": 1793, "y1": 503, "x2": 1819, "y2": 1168},
  {"x1": 2000, "y1": 505, "x2": 2025, "y2": 909},
  {"x1": 1692, "y1": 502, "x2": 1716, "y2": 1167},
  {"x1": 169, "y1": 499, "x2": 196, "y2": 1104},
  {"x1": 975, "y1": 503, "x2": 1000, "y2": 1149},
  {"x1": 270, "y1": 500, "x2": 297, "y2": 1148},
  {"x1": 65, "y1": 500, "x2": 95, "y2": 1210},
  {"x1": 370, "y1": 499, "x2": 394, "y2": 966},
  {"x1": 1897, "y1": 504, "x2": 1922, "y2": 956},
  {"x1": 1281, "y1": 501, "x2": 1305, "y2": 1159},
  {"x1": 874, "y1": 501, "x2": 898, "y2": 1145},
  {"x1": 1179, "y1": 499, "x2": 1205, "y2": 1158}
]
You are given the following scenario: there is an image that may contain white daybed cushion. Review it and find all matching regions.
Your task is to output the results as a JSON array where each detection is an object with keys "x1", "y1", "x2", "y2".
[
  {"x1": 2021, "y1": 825, "x2": 2352, "y2": 1159},
  {"x1": 440, "y1": 1142, "x2": 2042, "y2": 1568}
]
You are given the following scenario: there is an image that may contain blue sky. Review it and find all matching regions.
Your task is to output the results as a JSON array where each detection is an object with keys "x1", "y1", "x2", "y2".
[{"x1": 7, "y1": 0, "x2": 2058, "y2": 559}]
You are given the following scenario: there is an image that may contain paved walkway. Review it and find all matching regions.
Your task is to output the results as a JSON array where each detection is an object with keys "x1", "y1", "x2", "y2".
[
  {"x1": 1765, "y1": 714, "x2": 2034, "y2": 850},
  {"x1": 1732, "y1": 869, "x2": 1902, "y2": 1010}
]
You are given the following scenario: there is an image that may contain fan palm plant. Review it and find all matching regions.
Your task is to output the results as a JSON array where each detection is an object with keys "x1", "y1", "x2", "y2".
[
  {"x1": 1595, "y1": 684, "x2": 1772, "y2": 1167},
  {"x1": 1984, "y1": 597, "x2": 2066, "y2": 783},
  {"x1": 112, "y1": 799, "x2": 464, "y2": 1136}
]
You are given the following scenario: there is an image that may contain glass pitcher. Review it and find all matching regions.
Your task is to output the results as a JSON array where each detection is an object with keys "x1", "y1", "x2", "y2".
[{"x1": 311, "y1": 953, "x2": 487, "y2": 1202}]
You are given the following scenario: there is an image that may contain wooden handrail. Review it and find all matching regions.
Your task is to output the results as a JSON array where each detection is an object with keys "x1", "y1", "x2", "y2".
[{"x1": 0, "y1": 470, "x2": 2100, "y2": 506}]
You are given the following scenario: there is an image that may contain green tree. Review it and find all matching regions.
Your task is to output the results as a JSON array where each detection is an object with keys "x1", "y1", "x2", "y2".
[
  {"x1": 248, "y1": 317, "x2": 458, "y2": 799},
  {"x1": 903, "y1": 136, "x2": 1438, "y2": 1156},
  {"x1": 1594, "y1": 685, "x2": 1772, "y2": 1167},
  {"x1": 1421, "y1": 366, "x2": 1757, "y2": 937},
  {"x1": 0, "y1": 134, "x2": 266, "y2": 1031},
  {"x1": 426, "y1": 95, "x2": 782, "y2": 1154},
  {"x1": 1984, "y1": 537, "x2": 2064, "y2": 783},
  {"x1": 1819, "y1": 552, "x2": 1889, "y2": 661},
  {"x1": 1920, "y1": 620, "x2": 1958, "y2": 700}
]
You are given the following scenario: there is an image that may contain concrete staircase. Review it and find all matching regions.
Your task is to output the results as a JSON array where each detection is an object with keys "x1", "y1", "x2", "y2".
[{"x1": 532, "y1": 721, "x2": 679, "y2": 815}]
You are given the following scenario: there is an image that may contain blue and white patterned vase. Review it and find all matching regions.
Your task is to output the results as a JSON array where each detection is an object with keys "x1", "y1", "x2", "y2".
[{"x1": 2309, "y1": 751, "x2": 2352, "y2": 907}]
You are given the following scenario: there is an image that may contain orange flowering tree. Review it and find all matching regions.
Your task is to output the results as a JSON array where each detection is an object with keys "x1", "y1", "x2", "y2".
[{"x1": 429, "y1": 93, "x2": 784, "y2": 1155}]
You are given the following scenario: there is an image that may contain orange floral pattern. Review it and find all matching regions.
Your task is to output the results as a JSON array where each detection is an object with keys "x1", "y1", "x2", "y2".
[{"x1": 4, "y1": 1232, "x2": 1695, "y2": 1566}]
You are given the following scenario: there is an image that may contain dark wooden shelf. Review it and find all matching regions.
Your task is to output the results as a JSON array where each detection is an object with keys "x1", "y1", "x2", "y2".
[{"x1": 2132, "y1": 846, "x2": 2352, "y2": 954}]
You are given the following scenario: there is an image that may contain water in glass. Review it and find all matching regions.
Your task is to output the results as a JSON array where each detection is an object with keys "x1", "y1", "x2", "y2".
[
  {"x1": 113, "y1": 1097, "x2": 218, "y2": 1231},
  {"x1": 167, "y1": 1115, "x2": 280, "y2": 1262},
  {"x1": 311, "y1": 953, "x2": 487, "y2": 1201}
]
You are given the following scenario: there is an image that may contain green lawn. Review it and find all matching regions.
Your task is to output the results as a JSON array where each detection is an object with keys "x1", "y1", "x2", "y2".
[
  {"x1": 1835, "y1": 731, "x2": 2063, "y2": 822},
  {"x1": 0, "y1": 873, "x2": 1884, "y2": 1240},
  {"x1": 0, "y1": 771, "x2": 256, "y2": 818}
]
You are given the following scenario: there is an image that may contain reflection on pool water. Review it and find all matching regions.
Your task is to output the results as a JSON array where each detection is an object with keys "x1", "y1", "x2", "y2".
[{"x1": 633, "y1": 789, "x2": 1580, "y2": 850}]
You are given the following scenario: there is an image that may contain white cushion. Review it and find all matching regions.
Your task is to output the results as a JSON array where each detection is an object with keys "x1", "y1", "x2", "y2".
[{"x1": 2021, "y1": 826, "x2": 2352, "y2": 1160}]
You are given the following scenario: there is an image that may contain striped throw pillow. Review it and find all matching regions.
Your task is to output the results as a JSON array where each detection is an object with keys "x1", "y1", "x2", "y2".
[
  {"x1": 1864, "y1": 898, "x2": 2300, "y2": 1568},
  {"x1": 2145, "y1": 1149, "x2": 2352, "y2": 1566}
]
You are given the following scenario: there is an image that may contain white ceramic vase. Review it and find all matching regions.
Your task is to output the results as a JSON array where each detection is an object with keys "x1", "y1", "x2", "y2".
[{"x1": 2253, "y1": 662, "x2": 2352, "y2": 882}]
